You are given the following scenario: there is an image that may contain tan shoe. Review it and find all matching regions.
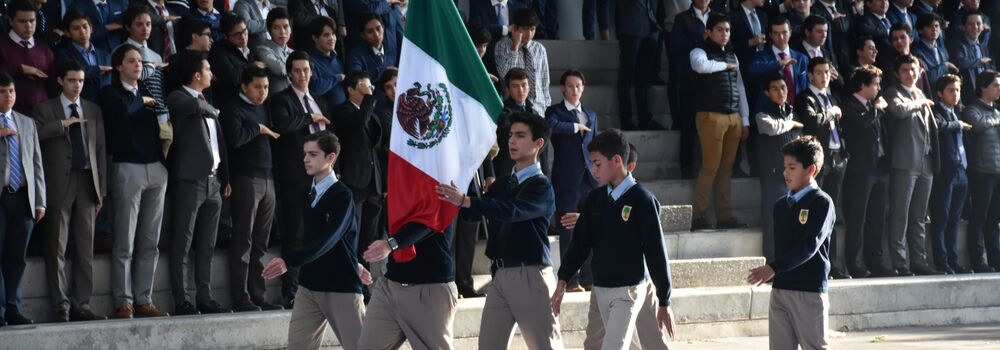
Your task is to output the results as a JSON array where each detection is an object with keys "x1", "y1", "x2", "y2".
[
  {"x1": 566, "y1": 284, "x2": 586, "y2": 293},
  {"x1": 134, "y1": 303, "x2": 169, "y2": 318},
  {"x1": 115, "y1": 304, "x2": 134, "y2": 319}
]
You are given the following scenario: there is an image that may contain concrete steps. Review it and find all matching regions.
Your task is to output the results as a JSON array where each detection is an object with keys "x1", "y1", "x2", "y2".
[{"x1": 6, "y1": 274, "x2": 1000, "y2": 349}]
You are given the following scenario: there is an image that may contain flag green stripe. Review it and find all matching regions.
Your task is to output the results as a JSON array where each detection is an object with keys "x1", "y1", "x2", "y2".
[{"x1": 404, "y1": 0, "x2": 503, "y2": 121}]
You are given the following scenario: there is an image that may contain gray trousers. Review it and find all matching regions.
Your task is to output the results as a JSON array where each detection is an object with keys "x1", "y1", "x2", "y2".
[
  {"x1": 888, "y1": 158, "x2": 934, "y2": 269},
  {"x1": 769, "y1": 288, "x2": 829, "y2": 350},
  {"x1": 228, "y1": 175, "x2": 275, "y2": 303},
  {"x1": 478, "y1": 266, "x2": 563, "y2": 350},
  {"x1": 111, "y1": 162, "x2": 168, "y2": 306},
  {"x1": 41, "y1": 170, "x2": 98, "y2": 312},
  {"x1": 583, "y1": 280, "x2": 668, "y2": 350},
  {"x1": 357, "y1": 279, "x2": 458, "y2": 350},
  {"x1": 287, "y1": 287, "x2": 365, "y2": 350},
  {"x1": 169, "y1": 176, "x2": 222, "y2": 305}
]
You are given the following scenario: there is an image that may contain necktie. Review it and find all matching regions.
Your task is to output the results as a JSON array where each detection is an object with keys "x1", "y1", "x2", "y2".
[
  {"x1": 68, "y1": 104, "x2": 90, "y2": 170},
  {"x1": 508, "y1": 174, "x2": 519, "y2": 189},
  {"x1": 749, "y1": 10, "x2": 762, "y2": 51},
  {"x1": 157, "y1": 5, "x2": 173, "y2": 60},
  {"x1": 779, "y1": 52, "x2": 796, "y2": 105},
  {"x1": 97, "y1": 2, "x2": 109, "y2": 23},
  {"x1": 496, "y1": 3, "x2": 505, "y2": 26},
  {"x1": 952, "y1": 110, "x2": 968, "y2": 169},
  {"x1": 19, "y1": 40, "x2": 29, "y2": 48},
  {"x1": 574, "y1": 109, "x2": 586, "y2": 125},
  {"x1": 522, "y1": 45, "x2": 537, "y2": 105},
  {"x1": 307, "y1": 186, "x2": 317, "y2": 204},
  {"x1": 376, "y1": 51, "x2": 384, "y2": 64},
  {"x1": 304, "y1": 94, "x2": 324, "y2": 133},
  {"x1": 820, "y1": 93, "x2": 841, "y2": 148},
  {"x1": 881, "y1": 17, "x2": 891, "y2": 32},
  {"x1": 608, "y1": 190, "x2": 615, "y2": 203},
  {"x1": 36, "y1": 10, "x2": 46, "y2": 33},
  {"x1": 973, "y1": 43, "x2": 985, "y2": 74},
  {"x1": 812, "y1": 48, "x2": 821, "y2": 58},
  {"x1": 3, "y1": 114, "x2": 22, "y2": 190},
  {"x1": 133, "y1": 87, "x2": 139, "y2": 98},
  {"x1": 868, "y1": 101, "x2": 886, "y2": 157}
]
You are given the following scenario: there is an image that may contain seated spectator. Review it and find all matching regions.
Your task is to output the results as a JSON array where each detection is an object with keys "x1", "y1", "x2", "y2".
[
  {"x1": 54, "y1": 10, "x2": 111, "y2": 103},
  {"x1": 494, "y1": 9, "x2": 550, "y2": 118},
  {"x1": 288, "y1": 0, "x2": 344, "y2": 52},
  {"x1": 961, "y1": 70, "x2": 1000, "y2": 273},
  {"x1": 850, "y1": 35, "x2": 879, "y2": 73},
  {"x1": 854, "y1": 0, "x2": 893, "y2": 52},
  {"x1": 129, "y1": 0, "x2": 183, "y2": 60},
  {"x1": 0, "y1": 0, "x2": 54, "y2": 114}
]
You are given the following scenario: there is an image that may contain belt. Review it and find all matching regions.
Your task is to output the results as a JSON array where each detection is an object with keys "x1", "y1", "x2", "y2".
[
  {"x1": 208, "y1": 169, "x2": 216, "y2": 178},
  {"x1": 491, "y1": 259, "x2": 536, "y2": 269}
]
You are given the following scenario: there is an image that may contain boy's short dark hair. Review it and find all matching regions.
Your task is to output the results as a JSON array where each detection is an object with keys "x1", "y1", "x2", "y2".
[
  {"x1": 782, "y1": 136, "x2": 825, "y2": 171},
  {"x1": 915, "y1": 13, "x2": 941, "y2": 32},
  {"x1": 305, "y1": 130, "x2": 340, "y2": 155},
  {"x1": 853, "y1": 35, "x2": 874, "y2": 54},
  {"x1": 240, "y1": 66, "x2": 269, "y2": 85},
  {"x1": 962, "y1": 10, "x2": 985, "y2": 26},
  {"x1": 890, "y1": 22, "x2": 912, "y2": 37},
  {"x1": 627, "y1": 143, "x2": 638, "y2": 165},
  {"x1": 56, "y1": 60, "x2": 86, "y2": 79},
  {"x1": 802, "y1": 15, "x2": 828, "y2": 35},
  {"x1": 933, "y1": 74, "x2": 962, "y2": 94},
  {"x1": 180, "y1": 19, "x2": 212, "y2": 43},
  {"x1": 221, "y1": 13, "x2": 245, "y2": 37},
  {"x1": 511, "y1": 9, "x2": 540, "y2": 28},
  {"x1": 266, "y1": 6, "x2": 291, "y2": 31},
  {"x1": 176, "y1": 50, "x2": 210, "y2": 86},
  {"x1": 509, "y1": 112, "x2": 550, "y2": 142},
  {"x1": 8, "y1": 0, "x2": 34, "y2": 17},
  {"x1": 975, "y1": 70, "x2": 1000, "y2": 97},
  {"x1": 62, "y1": 9, "x2": 90, "y2": 30},
  {"x1": 285, "y1": 50, "x2": 311, "y2": 75},
  {"x1": 587, "y1": 129, "x2": 630, "y2": 163},
  {"x1": 361, "y1": 12, "x2": 383, "y2": 28},
  {"x1": 706, "y1": 13, "x2": 729, "y2": 31},
  {"x1": 848, "y1": 64, "x2": 882, "y2": 93},
  {"x1": 765, "y1": 73, "x2": 786, "y2": 88},
  {"x1": 560, "y1": 69, "x2": 586, "y2": 86},
  {"x1": 893, "y1": 54, "x2": 920, "y2": 74},
  {"x1": 770, "y1": 15, "x2": 790, "y2": 30},
  {"x1": 808, "y1": 56, "x2": 831, "y2": 74},
  {"x1": 309, "y1": 16, "x2": 337, "y2": 39},
  {"x1": 111, "y1": 44, "x2": 141, "y2": 69},
  {"x1": 0, "y1": 72, "x2": 14, "y2": 87},
  {"x1": 467, "y1": 22, "x2": 492, "y2": 46},
  {"x1": 505, "y1": 68, "x2": 530, "y2": 87},
  {"x1": 123, "y1": 5, "x2": 152, "y2": 28},
  {"x1": 379, "y1": 67, "x2": 398, "y2": 89},
  {"x1": 343, "y1": 71, "x2": 370, "y2": 94}
]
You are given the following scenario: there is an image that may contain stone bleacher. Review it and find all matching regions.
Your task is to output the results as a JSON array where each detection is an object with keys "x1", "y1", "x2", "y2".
[{"x1": 3, "y1": 39, "x2": 998, "y2": 349}]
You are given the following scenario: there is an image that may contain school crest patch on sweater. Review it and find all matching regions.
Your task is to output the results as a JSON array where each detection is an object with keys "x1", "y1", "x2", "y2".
[
  {"x1": 622, "y1": 205, "x2": 632, "y2": 222},
  {"x1": 799, "y1": 209, "x2": 810, "y2": 225}
]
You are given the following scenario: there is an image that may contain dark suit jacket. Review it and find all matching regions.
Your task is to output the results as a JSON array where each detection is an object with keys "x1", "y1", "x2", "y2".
[
  {"x1": 289, "y1": 0, "x2": 343, "y2": 49},
  {"x1": 730, "y1": 4, "x2": 769, "y2": 79},
  {"x1": 71, "y1": 0, "x2": 127, "y2": 52},
  {"x1": 331, "y1": 95, "x2": 382, "y2": 193},
  {"x1": 208, "y1": 40, "x2": 251, "y2": 108},
  {"x1": 269, "y1": 87, "x2": 333, "y2": 185},
  {"x1": 946, "y1": 35, "x2": 996, "y2": 103},
  {"x1": 912, "y1": 39, "x2": 953, "y2": 86},
  {"x1": 748, "y1": 46, "x2": 810, "y2": 111},
  {"x1": 882, "y1": 84, "x2": 940, "y2": 172},
  {"x1": 165, "y1": 89, "x2": 230, "y2": 187},
  {"x1": 129, "y1": 1, "x2": 185, "y2": 57},
  {"x1": 614, "y1": 0, "x2": 659, "y2": 38},
  {"x1": 790, "y1": 40, "x2": 845, "y2": 94},
  {"x1": 468, "y1": 0, "x2": 529, "y2": 40},
  {"x1": 841, "y1": 93, "x2": 890, "y2": 173},
  {"x1": 886, "y1": 4, "x2": 917, "y2": 29},
  {"x1": 53, "y1": 43, "x2": 111, "y2": 103},
  {"x1": 795, "y1": 87, "x2": 847, "y2": 158},
  {"x1": 932, "y1": 103, "x2": 967, "y2": 172},
  {"x1": 853, "y1": 11, "x2": 892, "y2": 52},
  {"x1": 544, "y1": 101, "x2": 597, "y2": 212},
  {"x1": 33, "y1": 97, "x2": 107, "y2": 204},
  {"x1": 811, "y1": 0, "x2": 852, "y2": 66}
]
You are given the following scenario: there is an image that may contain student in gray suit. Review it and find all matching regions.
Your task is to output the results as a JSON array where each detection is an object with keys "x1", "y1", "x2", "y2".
[
  {"x1": 34, "y1": 61, "x2": 107, "y2": 323},
  {"x1": 166, "y1": 50, "x2": 233, "y2": 316},
  {"x1": 254, "y1": 7, "x2": 292, "y2": 97},
  {"x1": 234, "y1": 0, "x2": 273, "y2": 48},
  {"x1": 882, "y1": 54, "x2": 943, "y2": 276},
  {"x1": 0, "y1": 72, "x2": 46, "y2": 328}
]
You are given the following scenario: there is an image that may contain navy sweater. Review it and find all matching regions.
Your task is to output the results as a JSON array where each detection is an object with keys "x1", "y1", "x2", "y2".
[
  {"x1": 558, "y1": 183, "x2": 673, "y2": 306},
  {"x1": 770, "y1": 188, "x2": 835, "y2": 293},
  {"x1": 385, "y1": 222, "x2": 455, "y2": 284},
  {"x1": 99, "y1": 82, "x2": 163, "y2": 164},
  {"x1": 467, "y1": 173, "x2": 555, "y2": 267},
  {"x1": 284, "y1": 181, "x2": 363, "y2": 293}
]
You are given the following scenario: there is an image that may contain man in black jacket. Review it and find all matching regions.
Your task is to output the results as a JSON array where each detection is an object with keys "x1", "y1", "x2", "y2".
[
  {"x1": 220, "y1": 66, "x2": 283, "y2": 312},
  {"x1": 854, "y1": 0, "x2": 893, "y2": 52},
  {"x1": 210, "y1": 14, "x2": 254, "y2": 109},
  {"x1": 268, "y1": 50, "x2": 334, "y2": 307},
  {"x1": 332, "y1": 71, "x2": 384, "y2": 265}
]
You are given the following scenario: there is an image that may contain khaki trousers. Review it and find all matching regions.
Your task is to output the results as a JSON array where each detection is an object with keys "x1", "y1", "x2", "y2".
[
  {"x1": 287, "y1": 287, "x2": 365, "y2": 350},
  {"x1": 478, "y1": 266, "x2": 564, "y2": 350},
  {"x1": 693, "y1": 111, "x2": 743, "y2": 221},
  {"x1": 357, "y1": 279, "x2": 458, "y2": 350},
  {"x1": 583, "y1": 280, "x2": 667, "y2": 350},
  {"x1": 592, "y1": 283, "x2": 648, "y2": 350},
  {"x1": 768, "y1": 288, "x2": 829, "y2": 350}
]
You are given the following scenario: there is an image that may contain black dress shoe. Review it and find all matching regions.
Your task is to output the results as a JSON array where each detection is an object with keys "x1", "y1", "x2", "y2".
[
  {"x1": 870, "y1": 267, "x2": 898, "y2": 277},
  {"x1": 232, "y1": 301, "x2": 262, "y2": 313},
  {"x1": 173, "y1": 301, "x2": 201, "y2": 316},
  {"x1": 973, "y1": 265, "x2": 996, "y2": 273},
  {"x1": 690, "y1": 218, "x2": 713, "y2": 231},
  {"x1": 912, "y1": 265, "x2": 945, "y2": 276},
  {"x1": 716, "y1": 218, "x2": 748, "y2": 230},
  {"x1": 0, "y1": 317, "x2": 7, "y2": 328},
  {"x1": 896, "y1": 267, "x2": 915, "y2": 276},
  {"x1": 847, "y1": 266, "x2": 871, "y2": 278},
  {"x1": 5, "y1": 312, "x2": 33, "y2": 326},
  {"x1": 256, "y1": 302, "x2": 284, "y2": 311},
  {"x1": 939, "y1": 267, "x2": 956, "y2": 275},
  {"x1": 53, "y1": 309, "x2": 70, "y2": 322},
  {"x1": 197, "y1": 300, "x2": 232, "y2": 314},
  {"x1": 829, "y1": 269, "x2": 852, "y2": 279},
  {"x1": 69, "y1": 308, "x2": 107, "y2": 321},
  {"x1": 952, "y1": 264, "x2": 973, "y2": 274}
]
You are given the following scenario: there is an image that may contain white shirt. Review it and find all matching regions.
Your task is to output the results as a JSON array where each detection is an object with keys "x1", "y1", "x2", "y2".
[
  {"x1": 772, "y1": 45, "x2": 792, "y2": 62},
  {"x1": 8, "y1": 31, "x2": 33, "y2": 48},
  {"x1": 310, "y1": 170, "x2": 338, "y2": 207},
  {"x1": 257, "y1": 0, "x2": 271, "y2": 22},
  {"x1": 121, "y1": 81, "x2": 139, "y2": 96},
  {"x1": 693, "y1": 7, "x2": 710, "y2": 25},
  {"x1": 563, "y1": 100, "x2": 588, "y2": 133},
  {"x1": 183, "y1": 86, "x2": 222, "y2": 171},
  {"x1": 372, "y1": 45, "x2": 385, "y2": 58},
  {"x1": 292, "y1": 85, "x2": 326, "y2": 133},
  {"x1": 802, "y1": 41, "x2": 824, "y2": 58},
  {"x1": 809, "y1": 85, "x2": 841, "y2": 149},
  {"x1": 492, "y1": 0, "x2": 510, "y2": 36}
]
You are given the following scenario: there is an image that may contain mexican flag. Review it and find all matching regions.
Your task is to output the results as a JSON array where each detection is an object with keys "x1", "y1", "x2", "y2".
[{"x1": 387, "y1": 0, "x2": 503, "y2": 262}]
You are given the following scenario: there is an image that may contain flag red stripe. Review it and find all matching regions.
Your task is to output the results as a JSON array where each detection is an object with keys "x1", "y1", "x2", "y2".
[{"x1": 387, "y1": 150, "x2": 458, "y2": 236}]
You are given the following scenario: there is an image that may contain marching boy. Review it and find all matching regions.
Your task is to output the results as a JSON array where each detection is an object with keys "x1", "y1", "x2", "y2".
[
  {"x1": 551, "y1": 129, "x2": 676, "y2": 349},
  {"x1": 747, "y1": 136, "x2": 836, "y2": 350}
]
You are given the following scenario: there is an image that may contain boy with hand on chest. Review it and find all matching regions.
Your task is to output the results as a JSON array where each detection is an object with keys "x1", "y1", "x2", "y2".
[
  {"x1": 551, "y1": 129, "x2": 676, "y2": 349},
  {"x1": 747, "y1": 135, "x2": 836, "y2": 350}
]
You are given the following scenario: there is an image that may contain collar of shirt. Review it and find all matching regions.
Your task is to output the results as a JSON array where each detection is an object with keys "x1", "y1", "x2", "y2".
[
  {"x1": 60, "y1": 94, "x2": 83, "y2": 118},
  {"x1": 921, "y1": 38, "x2": 939, "y2": 48},
  {"x1": 9, "y1": 31, "x2": 34, "y2": 48},
  {"x1": 92, "y1": 0, "x2": 107, "y2": 5},
  {"x1": 802, "y1": 41, "x2": 822, "y2": 57},
  {"x1": 127, "y1": 38, "x2": 148, "y2": 50},
  {"x1": 788, "y1": 181, "x2": 818, "y2": 202},
  {"x1": 198, "y1": 8, "x2": 219, "y2": 16},
  {"x1": 809, "y1": 84, "x2": 829, "y2": 98},
  {"x1": 607, "y1": 173, "x2": 637, "y2": 201},
  {"x1": 511, "y1": 162, "x2": 542, "y2": 184},
  {"x1": 694, "y1": 7, "x2": 710, "y2": 22},
  {"x1": 291, "y1": 85, "x2": 312, "y2": 102},
  {"x1": 238, "y1": 46, "x2": 250, "y2": 59},
  {"x1": 240, "y1": 93, "x2": 255, "y2": 105},
  {"x1": 372, "y1": 45, "x2": 384, "y2": 56},
  {"x1": 257, "y1": 0, "x2": 270, "y2": 10},
  {"x1": 148, "y1": 0, "x2": 166, "y2": 11},
  {"x1": 1, "y1": 111, "x2": 16, "y2": 130},
  {"x1": 72, "y1": 41, "x2": 94, "y2": 56},
  {"x1": 874, "y1": 13, "x2": 888, "y2": 21},
  {"x1": 772, "y1": 45, "x2": 791, "y2": 60},
  {"x1": 853, "y1": 93, "x2": 869, "y2": 107},
  {"x1": 563, "y1": 100, "x2": 582, "y2": 114},
  {"x1": 941, "y1": 104, "x2": 956, "y2": 116},
  {"x1": 350, "y1": 100, "x2": 361, "y2": 110},
  {"x1": 901, "y1": 84, "x2": 918, "y2": 98},
  {"x1": 311, "y1": 170, "x2": 338, "y2": 206},
  {"x1": 892, "y1": 4, "x2": 908, "y2": 15},
  {"x1": 121, "y1": 81, "x2": 139, "y2": 94},
  {"x1": 182, "y1": 85, "x2": 202, "y2": 99},
  {"x1": 491, "y1": 0, "x2": 506, "y2": 6},
  {"x1": 741, "y1": 3, "x2": 756, "y2": 18}
]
